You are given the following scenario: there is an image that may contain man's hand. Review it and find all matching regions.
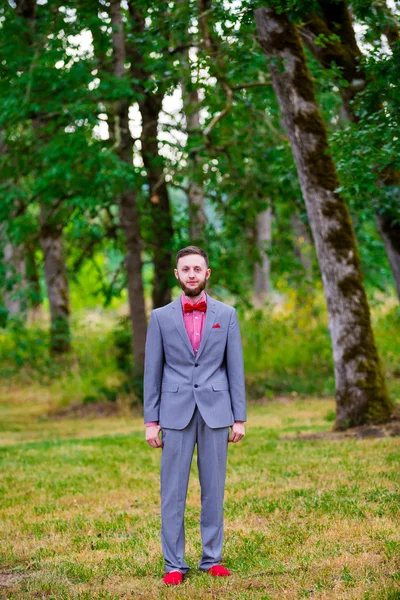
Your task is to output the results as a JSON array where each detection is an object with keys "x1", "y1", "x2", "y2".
[
  {"x1": 229, "y1": 421, "x2": 245, "y2": 443},
  {"x1": 146, "y1": 425, "x2": 163, "y2": 448}
]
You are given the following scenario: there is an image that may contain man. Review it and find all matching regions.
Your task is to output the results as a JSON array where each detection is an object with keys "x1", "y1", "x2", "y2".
[{"x1": 144, "y1": 246, "x2": 246, "y2": 585}]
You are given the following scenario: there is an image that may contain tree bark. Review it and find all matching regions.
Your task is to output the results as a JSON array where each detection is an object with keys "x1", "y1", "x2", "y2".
[
  {"x1": 181, "y1": 48, "x2": 207, "y2": 243},
  {"x1": 255, "y1": 7, "x2": 392, "y2": 429},
  {"x1": 254, "y1": 206, "x2": 272, "y2": 307},
  {"x1": 299, "y1": 0, "x2": 400, "y2": 299},
  {"x1": 15, "y1": 0, "x2": 36, "y2": 21},
  {"x1": 40, "y1": 204, "x2": 71, "y2": 354},
  {"x1": 127, "y1": 1, "x2": 174, "y2": 309},
  {"x1": 30, "y1": 107, "x2": 71, "y2": 353},
  {"x1": 110, "y1": 0, "x2": 147, "y2": 373},
  {"x1": 299, "y1": 6, "x2": 365, "y2": 123},
  {"x1": 138, "y1": 95, "x2": 174, "y2": 308}
]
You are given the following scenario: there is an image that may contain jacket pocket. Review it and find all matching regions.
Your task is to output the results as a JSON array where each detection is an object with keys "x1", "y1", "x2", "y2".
[
  {"x1": 161, "y1": 384, "x2": 179, "y2": 393},
  {"x1": 212, "y1": 381, "x2": 230, "y2": 391}
]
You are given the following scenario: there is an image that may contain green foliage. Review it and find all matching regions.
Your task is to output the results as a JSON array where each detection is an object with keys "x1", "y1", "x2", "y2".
[
  {"x1": 112, "y1": 316, "x2": 133, "y2": 375},
  {"x1": 241, "y1": 293, "x2": 400, "y2": 400},
  {"x1": 0, "y1": 315, "x2": 130, "y2": 404},
  {"x1": 373, "y1": 304, "x2": 400, "y2": 396},
  {"x1": 1, "y1": 298, "x2": 399, "y2": 403},
  {"x1": 241, "y1": 297, "x2": 335, "y2": 397},
  {"x1": 0, "y1": 0, "x2": 398, "y2": 385}
]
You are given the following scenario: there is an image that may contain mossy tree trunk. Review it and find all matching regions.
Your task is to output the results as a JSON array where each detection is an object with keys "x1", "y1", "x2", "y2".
[
  {"x1": 17, "y1": 0, "x2": 70, "y2": 352},
  {"x1": 34, "y1": 115, "x2": 72, "y2": 353},
  {"x1": 255, "y1": 7, "x2": 393, "y2": 429},
  {"x1": 299, "y1": 0, "x2": 400, "y2": 301},
  {"x1": 40, "y1": 204, "x2": 71, "y2": 354},
  {"x1": 110, "y1": 0, "x2": 147, "y2": 373}
]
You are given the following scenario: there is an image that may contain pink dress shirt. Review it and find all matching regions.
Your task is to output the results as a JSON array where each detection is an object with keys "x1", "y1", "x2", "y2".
[{"x1": 181, "y1": 290, "x2": 207, "y2": 355}]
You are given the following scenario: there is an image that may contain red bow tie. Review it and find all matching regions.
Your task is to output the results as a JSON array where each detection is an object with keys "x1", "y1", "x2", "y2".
[{"x1": 183, "y1": 300, "x2": 207, "y2": 313}]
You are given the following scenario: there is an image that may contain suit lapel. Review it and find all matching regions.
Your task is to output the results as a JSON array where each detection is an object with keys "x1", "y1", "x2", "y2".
[
  {"x1": 171, "y1": 297, "x2": 195, "y2": 356},
  {"x1": 196, "y1": 293, "x2": 218, "y2": 362}
]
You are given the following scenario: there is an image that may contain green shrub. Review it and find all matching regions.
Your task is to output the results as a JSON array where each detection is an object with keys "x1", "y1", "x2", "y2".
[
  {"x1": 241, "y1": 302, "x2": 334, "y2": 398},
  {"x1": 0, "y1": 297, "x2": 399, "y2": 406}
]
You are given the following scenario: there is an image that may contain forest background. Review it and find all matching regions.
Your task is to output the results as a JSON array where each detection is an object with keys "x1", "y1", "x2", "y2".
[
  {"x1": 1, "y1": 0, "x2": 399, "y2": 422},
  {"x1": 1, "y1": 1, "x2": 400, "y2": 599}
]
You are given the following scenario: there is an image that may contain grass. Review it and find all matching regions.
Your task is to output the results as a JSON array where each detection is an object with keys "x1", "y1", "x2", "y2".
[{"x1": 1, "y1": 388, "x2": 400, "y2": 599}]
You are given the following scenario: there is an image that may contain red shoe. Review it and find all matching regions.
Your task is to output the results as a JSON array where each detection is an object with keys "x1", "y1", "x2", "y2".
[
  {"x1": 208, "y1": 565, "x2": 231, "y2": 577},
  {"x1": 163, "y1": 571, "x2": 183, "y2": 585}
]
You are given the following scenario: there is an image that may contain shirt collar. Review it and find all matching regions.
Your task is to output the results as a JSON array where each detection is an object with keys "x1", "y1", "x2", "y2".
[{"x1": 180, "y1": 290, "x2": 206, "y2": 307}]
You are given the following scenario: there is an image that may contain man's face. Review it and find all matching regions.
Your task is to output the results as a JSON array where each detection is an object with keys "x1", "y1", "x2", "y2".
[{"x1": 174, "y1": 254, "x2": 211, "y2": 297}]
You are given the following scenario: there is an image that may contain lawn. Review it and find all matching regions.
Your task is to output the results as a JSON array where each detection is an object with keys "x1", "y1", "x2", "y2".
[{"x1": 0, "y1": 387, "x2": 399, "y2": 599}]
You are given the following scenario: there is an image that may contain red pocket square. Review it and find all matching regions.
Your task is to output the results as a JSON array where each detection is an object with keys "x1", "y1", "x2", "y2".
[{"x1": 212, "y1": 323, "x2": 221, "y2": 328}]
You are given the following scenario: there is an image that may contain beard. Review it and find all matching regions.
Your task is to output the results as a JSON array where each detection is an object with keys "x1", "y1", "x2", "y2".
[{"x1": 177, "y1": 274, "x2": 208, "y2": 297}]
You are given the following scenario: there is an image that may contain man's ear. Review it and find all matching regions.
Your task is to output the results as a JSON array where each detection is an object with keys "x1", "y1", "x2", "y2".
[{"x1": 174, "y1": 268, "x2": 179, "y2": 279}]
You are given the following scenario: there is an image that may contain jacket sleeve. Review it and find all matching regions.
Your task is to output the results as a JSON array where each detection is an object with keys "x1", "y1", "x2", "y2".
[
  {"x1": 143, "y1": 310, "x2": 164, "y2": 423},
  {"x1": 226, "y1": 308, "x2": 247, "y2": 422}
]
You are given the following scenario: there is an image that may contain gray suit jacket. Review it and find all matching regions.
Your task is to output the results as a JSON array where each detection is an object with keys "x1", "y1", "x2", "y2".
[{"x1": 143, "y1": 293, "x2": 246, "y2": 429}]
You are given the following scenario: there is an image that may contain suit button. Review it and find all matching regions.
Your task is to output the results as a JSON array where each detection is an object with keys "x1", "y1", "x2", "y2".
[
  {"x1": 195, "y1": 364, "x2": 199, "y2": 367},
  {"x1": 194, "y1": 384, "x2": 199, "y2": 388}
]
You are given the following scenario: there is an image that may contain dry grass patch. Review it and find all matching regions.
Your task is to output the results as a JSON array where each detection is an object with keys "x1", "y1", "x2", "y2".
[{"x1": 1, "y1": 388, "x2": 400, "y2": 599}]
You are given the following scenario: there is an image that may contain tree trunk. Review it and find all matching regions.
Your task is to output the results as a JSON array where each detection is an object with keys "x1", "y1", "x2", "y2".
[
  {"x1": 253, "y1": 206, "x2": 272, "y2": 307},
  {"x1": 15, "y1": 0, "x2": 36, "y2": 22},
  {"x1": 3, "y1": 240, "x2": 27, "y2": 321},
  {"x1": 376, "y1": 212, "x2": 400, "y2": 300},
  {"x1": 139, "y1": 96, "x2": 174, "y2": 308},
  {"x1": 299, "y1": 0, "x2": 400, "y2": 299},
  {"x1": 110, "y1": 0, "x2": 147, "y2": 373},
  {"x1": 291, "y1": 213, "x2": 313, "y2": 281},
  {"x1": 25, "y1": 244, "x2": 42, "y2": 321},
  {"x1": 378, "y1": 0, "x2": 400, "y2": 49},
  {"x1": 0, "y1": 132, "x2": 28, "y2": 324},
  {"x1": 298, "y1": 2, "x2": 366, "y2": 122},
  {"x1": 118, "y1": 188, "x2": 147, "y2": 373},
  {"x1": 255, "y1": 7, "x2": 392, "y2": 429},
  {"x1": 40, "y1": 204, "x2": 71, "y2": 354},
  {"x1": 16, "y1": 0, "x2": 70, "y2": 348},
  {"x1": 181, "y1": 48, "x2": 207, "y2": 243},
  {"x1": 127, "y1": 1, "x2": 174, "y2": 309},
  {"x1": 90, "y1": 8, "x2": 116, "y2": 148}
]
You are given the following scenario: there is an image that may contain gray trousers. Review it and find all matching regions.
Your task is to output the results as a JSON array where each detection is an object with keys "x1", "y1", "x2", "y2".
[{"x1": 160, "y1": 406, "x2": 229, "y2": 573}]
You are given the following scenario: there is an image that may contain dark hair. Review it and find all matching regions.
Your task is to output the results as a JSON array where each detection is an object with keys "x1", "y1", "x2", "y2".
[{"x1": 176, "y1": 246, "x2": 209, "y2": 268}]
